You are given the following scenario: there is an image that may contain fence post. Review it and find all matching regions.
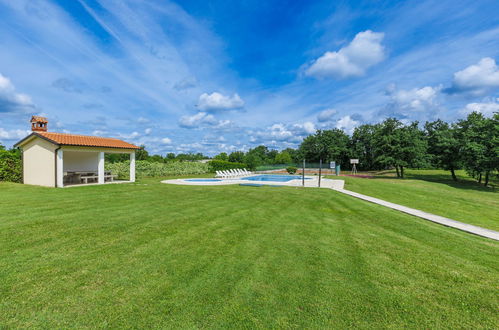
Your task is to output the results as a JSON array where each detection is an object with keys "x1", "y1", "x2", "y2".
[
  {"x1": 302, "y1": 159, "x2": 305, "y2": 186},
  {"x1": 318, "y1": 158, "x2": 322, "y2": 187}
]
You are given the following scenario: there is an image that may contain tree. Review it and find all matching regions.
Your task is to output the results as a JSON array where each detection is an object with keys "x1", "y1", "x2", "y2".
[
  {"x1": 267, "y1": 149, "x2": 278, "y2": 164},
  {"x1": 457, "y1": 112, "x2": 498, "y2": 186},
  {"x1": 283, "y1": 148, "x2": 300, "y2": 163},
  {"x1": 396, "y1": 122, "x2": 428, "y2": 177},
  {"x1": 274, "y1": 150, "x2": 292, "y2": 164},
  {"x1": 166, "y1": 153, "x2": 176, "y2": 160},
  {"x1": 228, "y1": 151, "x2": 245, "y2": 163},
  {"x1": 300, "y1": 129, "x2": 351, "y2": 167},
  {"x1": 373, "y1": 118, "x2": 427, "y2": 178},
  {"x1": 213, "y1": 152, "x2": 229, "y2": 161},
  {"x1": 136, "y1": 145, "x2": 149, "y2": 161},
  {"x1": 350, "y1": 124, "x2": 380, "y2": 170},
  {"x1": 424, "y1": 120, "x2": 461, "y2": 181},
  {"x1": 243, "y1": 153, "x2": 262, "y2": 170}
]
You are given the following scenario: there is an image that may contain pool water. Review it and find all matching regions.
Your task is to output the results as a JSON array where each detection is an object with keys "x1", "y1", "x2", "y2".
[
  {"x1": 185, "y1": 179, "x2": 222, "y2": 182},
  {"x1": 242, "y1": 175, "x2": 309, "y2": 182}
]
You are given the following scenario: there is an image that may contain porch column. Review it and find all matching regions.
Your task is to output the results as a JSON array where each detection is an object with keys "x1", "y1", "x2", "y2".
[
  {"x1": 98, "y1": 152, "x2": 105, "y2": 184},
  {"x1": 130, "y1": 152, "x2": 136, "y2": 182},
  {"x1": 56, "y1": 149, "x2": 64, "y2": 188}
]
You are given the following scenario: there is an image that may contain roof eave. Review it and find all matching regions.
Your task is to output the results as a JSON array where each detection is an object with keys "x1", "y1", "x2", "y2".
[{"x1": 14, "y1": 132, "x2": 60, "y2": 148}]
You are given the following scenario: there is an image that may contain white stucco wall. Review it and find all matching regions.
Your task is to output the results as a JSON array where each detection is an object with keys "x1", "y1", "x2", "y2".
[
  {"x1": 22, "y1": 138, "x2": 57, "y2": 187},
  {"x1": 63, "y1": 151, "x2": 99, "y2": 172}
]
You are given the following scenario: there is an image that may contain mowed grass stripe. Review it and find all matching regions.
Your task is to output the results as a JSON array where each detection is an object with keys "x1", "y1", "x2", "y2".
[{"x1": 0, "y1": 179, "x2": 498, "y2": 328}]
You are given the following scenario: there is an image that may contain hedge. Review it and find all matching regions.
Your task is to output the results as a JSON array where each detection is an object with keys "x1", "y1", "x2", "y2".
[
  {"x1": 0, "y1": 152, "x2": 22, "y2": 183},
  {"x1": 106, "y1": 160, "x2": 209, "y2": 179},
  {"x1": 208, "y1": 160, "x2": 247, "y2": 172}
]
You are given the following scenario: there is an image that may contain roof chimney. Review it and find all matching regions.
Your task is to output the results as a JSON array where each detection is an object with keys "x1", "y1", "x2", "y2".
[{"x1": 31, "y1": 116, "x2": 48, "y2": 132}]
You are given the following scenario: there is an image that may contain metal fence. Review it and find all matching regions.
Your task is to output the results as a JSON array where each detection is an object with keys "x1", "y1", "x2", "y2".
[{"x1": 255, "y1": 162, "x2": 336, "y2": 171}]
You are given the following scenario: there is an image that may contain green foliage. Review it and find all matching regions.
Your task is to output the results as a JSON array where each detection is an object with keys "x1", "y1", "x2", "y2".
[
  {"x1": 213, "y1": 152, "x2": 229, "y2": 161},
  {"x1": 371, "y1": 119, "x2": 427, "y2": 178},
  {"x1": 106, "y1": 160, "x2": 209, "y2": 179},
  {"x1": 135, "y1": 145, "x2": 149, "y2": 160},
  {"x1": 424, "y1": 120, "x2": 461, "y2": 180},
  {"x1": 350, "y1": 124, "x2": 381, "y2": 170},
  {"x1": 299, "y1": 129, "x2": 350, "y2": 167},
  {"x1": 286, "y1": 166, "x2": 297, "y2": 174},
  {"x1": 275, "y1": 151, "x2": 292, "y2": 164},
  {"x1": 457, "y1": 112, "x2": 498, "y2": 186},
  {"x1": 228, "y1": 151, "x2": 245, "y2": 163},
  {"x1": 208, "y1": 160, "x2": 247, "y2": 172},
  {"x1": 0, "y1": 148, "x2": 22, "y2": 183}
]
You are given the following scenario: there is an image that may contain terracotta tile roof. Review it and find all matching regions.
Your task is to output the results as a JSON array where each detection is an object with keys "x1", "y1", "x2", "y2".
[
  {"x1": 36, "y1": 132, "x2": 141, "y2": 149},
  {"x1": 31, "y1": 116, "x2": 48, "y2": 123}
]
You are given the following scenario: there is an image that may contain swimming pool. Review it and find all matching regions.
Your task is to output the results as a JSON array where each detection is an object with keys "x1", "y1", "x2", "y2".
[
  {"x1": 185, "y1": 179, "x2": 222, "y2": 182},
  {"x1": 242, "y1": 175, "x2": 309, "y2": 182}
]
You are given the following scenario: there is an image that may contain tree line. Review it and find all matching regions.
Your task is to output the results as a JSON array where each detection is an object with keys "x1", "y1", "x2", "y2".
[
  {"x1": 212, "y1": 112, "x2": 498, "y2": 186},
  {"x1": 1, "y1": 111, "x2": 496, "y2": 186}
]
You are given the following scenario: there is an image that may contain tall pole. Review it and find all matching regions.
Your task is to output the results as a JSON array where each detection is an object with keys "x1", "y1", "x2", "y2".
[
  {"x1": 302, "y1": 159, "x2": 305, "y2": 186},
  {"x1": 318, "y1": 158, "x2": 322, "y2": 187}
]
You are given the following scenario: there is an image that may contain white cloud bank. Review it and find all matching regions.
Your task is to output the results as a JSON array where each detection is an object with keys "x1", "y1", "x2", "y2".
[
  {"x1": 197, "y1": 92, "x2": 244, "y2": 112},
  {"x1": 448, "y1": 57, "x2": 499, "y2": 96},
  {"x1": 460, "y1": 99, "x2": 499, "y2": 117},
  {"x1": 305, "y1": 30, "x2": 385, "y2": 79},
  {"x1": 0, "y1": 73, "x2": 34, "y2": 113},
  {"x1": 388, "y1": 85, "x2": 440, "y2": 112},
  {"x1": 335, "y1": 116, "x2": 360, "y2": 135}
]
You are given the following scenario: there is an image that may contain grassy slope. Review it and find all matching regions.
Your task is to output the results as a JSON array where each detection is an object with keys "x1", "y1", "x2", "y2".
[
  {"x1": 0, "y1": 178, "x2": 498, "y2": 328},
  {"x1": 335, "y1": 169, "x2": 499, "y2": 231}
]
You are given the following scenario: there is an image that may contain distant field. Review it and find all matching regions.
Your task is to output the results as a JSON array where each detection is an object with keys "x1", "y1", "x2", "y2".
[
  {"x1": 332, "y1": 169, "x2": 499, "y2": 231},
  {"x1": 0, "y1": 178, "x2": 497, "y2": 328}
]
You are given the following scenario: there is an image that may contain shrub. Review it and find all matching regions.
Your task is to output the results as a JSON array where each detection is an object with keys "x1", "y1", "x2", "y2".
[
  {"x1": 0, "y1": 151, "x2": 22, "y2": 183},
  {"x1": 106, "y1": 160, "x2": 209, "y2": 179},
  {"x1": 208, "y1": 160, "x2": 247, "y2": 172},
  {"x1": 286, "y1": 166, "x2": 297, "y2": 174}
]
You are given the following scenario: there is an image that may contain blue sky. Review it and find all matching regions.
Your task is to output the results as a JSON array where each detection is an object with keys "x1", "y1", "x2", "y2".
[{"x1": 1, "y1": 0, "x2": 498, "y2": 155}]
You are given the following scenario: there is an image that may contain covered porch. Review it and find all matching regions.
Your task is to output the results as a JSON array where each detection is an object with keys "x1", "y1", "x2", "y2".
[{"x1": 56, "y1": 146, "x2": 136, "y2": 187}]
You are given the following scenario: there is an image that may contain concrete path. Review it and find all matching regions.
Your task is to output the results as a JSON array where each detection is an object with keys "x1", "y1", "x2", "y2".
[{"x1": 333, "y1": 188, "x2": 499, "y2": 241}]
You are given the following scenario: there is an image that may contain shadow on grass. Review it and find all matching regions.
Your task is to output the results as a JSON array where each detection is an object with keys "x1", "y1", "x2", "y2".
[{"x1": 355, "y1": 170, "x2": 498, "y2": 193}]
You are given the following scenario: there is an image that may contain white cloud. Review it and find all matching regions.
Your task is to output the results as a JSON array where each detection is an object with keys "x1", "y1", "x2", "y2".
[
  {"x1": 161, "y1": 137, "x2": 172, "y2": 144},
  {"x1": 178, "y1": 112, "x2": 234, "y2": 129},
  {"x1": 382, "y1": 85, "x2": 442, "y2": 120},
  {"x1": 389, "y1": 86, "x2": 440, "y2": 112},
  {"x1": 197, "y1": 92, "x2": 244, "y2": 112},
  {"x1": 460, "y1": 99, "x2": 499, "y2": 117},
  {"x1": 317, "y1": 108, "x2": 337, "y2": 122},
  {"x1": 92, "y1": 130, "x2": 107, "y2": 136},
  {"x1": 0, "y1": 73, "x2": 35, "y2": 113},
  {"x1": 448, "y1": 57, "x2": 499, "y2": 96},
  {"x1": 0, "y1": 128, "x2": 30, "y2": 141},
  {"x1": 178, "y1": 112, "x2": 217, "y2": 128},
  {"x1": 305, "y1": 30, "x2": 385, "y2": 79},
  {"x1": 144, "y1": 128, "x2": 152, "y2": 135},
  {"x1": 250, "y1": 121, "x2": 316, "y2": 145},
  {"x1": 292, "y1": 121, "x2": 316, "y2": 135},
  {"x1": 137, "y1": 117, "x2": 150, "y2": 124},
  {"x1": 335, "y1": 116, "x2": 360, "y2": 135}
]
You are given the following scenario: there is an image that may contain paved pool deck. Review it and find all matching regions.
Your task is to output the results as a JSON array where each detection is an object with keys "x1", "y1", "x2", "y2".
[{"x1": 161, "y1": 175, "x2": 345, "y2": 189}]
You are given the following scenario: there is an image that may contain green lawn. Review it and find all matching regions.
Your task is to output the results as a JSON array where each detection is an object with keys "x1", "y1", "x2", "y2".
[
  {"x1": 0, "y1": 178, "x2": 498, "y2": 328},
  {"x1": 332, "y1": 169, "x2": 499, "y2": 231}
]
